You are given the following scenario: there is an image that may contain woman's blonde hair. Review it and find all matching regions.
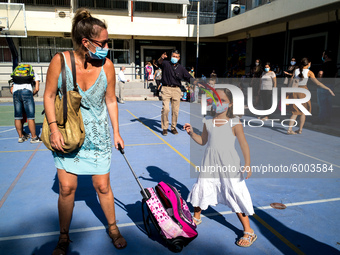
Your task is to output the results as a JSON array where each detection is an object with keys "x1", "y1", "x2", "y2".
[{"x1": 71, "y1": 8, "x2": 107, "y2": 50}]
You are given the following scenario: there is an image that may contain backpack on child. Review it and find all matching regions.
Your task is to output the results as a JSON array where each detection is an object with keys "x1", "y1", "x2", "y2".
[{"x1": 11, "y1": 64, "x2": 35, "y2": 85}]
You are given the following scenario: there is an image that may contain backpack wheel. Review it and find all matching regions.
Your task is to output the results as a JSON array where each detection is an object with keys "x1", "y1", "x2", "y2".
[{"x1": 168, "y1": 239, "x2": 184, "y2": 253}]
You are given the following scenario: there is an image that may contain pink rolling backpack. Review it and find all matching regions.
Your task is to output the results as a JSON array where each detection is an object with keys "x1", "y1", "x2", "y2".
[{"x1": 118, "y1": 145, "x2": 198, "y2": 252}]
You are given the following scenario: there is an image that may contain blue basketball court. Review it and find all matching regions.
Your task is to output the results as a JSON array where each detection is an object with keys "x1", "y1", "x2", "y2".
[{"x1": 0, "y1": 100, "x2": 339, "y2": 255}]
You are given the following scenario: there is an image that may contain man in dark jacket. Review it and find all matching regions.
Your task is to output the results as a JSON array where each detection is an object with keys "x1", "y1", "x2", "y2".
[{"x1": 157, "y1": 50, "x2": 192, "y2": 136}]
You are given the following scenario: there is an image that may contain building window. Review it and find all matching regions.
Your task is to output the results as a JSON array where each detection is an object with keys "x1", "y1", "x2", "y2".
[
  {"x1": 16, "y1": 36, "x2": 129, "y2": 63},
  {"x1": 135, "y1": 2, "x2": 182, "y2": 13},
  {"x1": 11, "y1": 0, "x2": 70, "y2": 7},
  {"x1": 78, "y1": 0, "x2": 128, "y2": 10},
  {"x1": 108, "y1": 39, "x2": 130, "y2": 64},
  {"x1": 0, "y1": 38, "x2": 12, "y2": 62},
  {"x1": 18, "y1": 36, "x2": 73, "y2": 63}
]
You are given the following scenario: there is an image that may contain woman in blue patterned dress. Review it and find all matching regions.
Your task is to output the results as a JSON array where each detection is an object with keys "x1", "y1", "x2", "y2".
[{"x1": 44, "y1": 9, "x2": 127, "y2": 254}]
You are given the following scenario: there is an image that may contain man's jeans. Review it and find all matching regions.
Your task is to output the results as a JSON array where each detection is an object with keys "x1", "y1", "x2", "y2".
[
  {"x1": 317, "y1": 84, "x2": 334, "y2": 122},
  {"x1": 13, "y1": 89, "x2": 35, "y2": 120}
]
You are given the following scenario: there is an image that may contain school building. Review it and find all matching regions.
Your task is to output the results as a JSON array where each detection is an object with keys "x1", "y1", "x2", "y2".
[{"x1": 0, "y1": 0, "x2": 339, "y2": 83}]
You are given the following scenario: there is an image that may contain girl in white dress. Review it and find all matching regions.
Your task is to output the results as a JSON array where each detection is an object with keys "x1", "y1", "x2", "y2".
[{"x1": 184, "y1": 88, "x2": 256, "y2": 247}]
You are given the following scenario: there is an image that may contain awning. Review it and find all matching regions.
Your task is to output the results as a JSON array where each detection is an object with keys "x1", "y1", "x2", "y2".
[{"x1": 133, "y1": 0, "x2": 190, "y2": 5}]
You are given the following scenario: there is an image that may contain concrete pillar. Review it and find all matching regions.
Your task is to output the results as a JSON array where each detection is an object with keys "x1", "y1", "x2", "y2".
[
  {"x1": 338, "y1": 32, "x2": 340, "y2": 76},
  {"x1": 128, "y1": 0, "x2": 132, "y2": 17},
  {"x1": 181, "y1": 40, "x2": 187, "y2": 68},
  {"x1": 71, "y1": 0, "x2": 75, "y2": 14},
  {"x1": 130, "y1": 38, "x2": 135, "y2": 80},
  {"x1": 246, "y1": 37, "x2": 253, "y2": 74}
]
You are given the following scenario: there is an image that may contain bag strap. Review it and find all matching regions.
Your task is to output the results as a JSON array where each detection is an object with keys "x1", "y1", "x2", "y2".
[
  {"x1": 58, "y1": 53, "x2": 67, "y2": 124},
  {"x1": 69, "y1": 51, "x2": 78, "y2": 92}
]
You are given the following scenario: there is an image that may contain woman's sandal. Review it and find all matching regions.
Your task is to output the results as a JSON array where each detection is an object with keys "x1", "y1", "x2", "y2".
[
  {"x1": 287, "y1": 130, "x2": 297, "y2": 135},
  {"x1": 297, "y1": 129, "x2": 302, "y2": 134},
  {"x1": 52, "y1": 231, "x2": 71, "y2": 255},
  {"x1": 236, "y1": 231, "x2": 257, "y2": 247},
  {"x1": 108, "y1": 221, "x2": 127, "y2": 249},
  {"x1": 193, "y1": 216, "x2": 202, "y2": 225}
]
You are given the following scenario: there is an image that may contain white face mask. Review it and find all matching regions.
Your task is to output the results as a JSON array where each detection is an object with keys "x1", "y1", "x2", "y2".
[
  {"x1": 255, "y1": 62, "x2": 259, "y2": 66},
  {"x1": 212, "y1": 102, "x2": 229, "y2": 114}
]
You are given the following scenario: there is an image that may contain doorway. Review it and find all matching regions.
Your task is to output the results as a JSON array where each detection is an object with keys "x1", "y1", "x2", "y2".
[
  {"x1": 141, "y1": 46, "x2": 175, "y2": 74},
  {"x1": 291, "y1": 32, "x2": 327, "y2": 71}
]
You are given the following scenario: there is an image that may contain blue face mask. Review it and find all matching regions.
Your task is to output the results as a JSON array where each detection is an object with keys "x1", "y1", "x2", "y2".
[
  {"x1": 171, "y1": 57, "x2": 178, "y2": 64},
  {"x1": 212, "y1": 102, "x2": 229, "y2": 114},
  {"x1": 87, "y1": 40, "x2": 108, "y2": 60},
  {"x1": 322, "y1": 57, "x2": 325, "y2": 62},
  {"x1": 265, "y1": 68, "x2": 270, "y2": 72}
]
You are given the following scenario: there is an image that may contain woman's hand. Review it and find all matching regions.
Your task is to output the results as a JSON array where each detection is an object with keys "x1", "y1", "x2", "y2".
[
  {"x1": 183, "y1": 123, "x2": 193, "y2": 136},
  {"x1": 329, "y1": 89, "x2": 335, "y2": 96},
  {"x1": 114, "y1": 134, "x2": 124, "y2": 150},
  {"x1": 243, "y1": 165, "x2": 252, "y2": 179},
  {"x1": 49, "y1": 130, "x2": 65, "y2": 152}
]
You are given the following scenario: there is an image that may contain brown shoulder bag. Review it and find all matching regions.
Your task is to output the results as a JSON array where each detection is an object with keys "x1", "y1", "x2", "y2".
[{"x1": 41, "y1": 51, "x2": 85, "y2": 153}]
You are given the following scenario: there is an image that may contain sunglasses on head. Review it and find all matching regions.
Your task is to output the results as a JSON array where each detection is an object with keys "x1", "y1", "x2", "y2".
[{"x1": 88, "y1": 38, "x2": 110, "y2": 48}]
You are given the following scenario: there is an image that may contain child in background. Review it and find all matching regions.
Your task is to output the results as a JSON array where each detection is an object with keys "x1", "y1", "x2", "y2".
[{"x1": 183, "y1": 88, "x2": 257, "y2": 247}]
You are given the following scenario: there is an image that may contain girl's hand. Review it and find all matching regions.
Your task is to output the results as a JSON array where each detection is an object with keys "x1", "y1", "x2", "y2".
[
  {"x1": 114, "y1": 134, "x2": 124, "y2": 150},
  {"x1": 243, "y1": 165, "x2": 252, "y2": 179},
  {"x1": 50, "y1": 130, "x2": 65, "y2": 152},
  {"x1": 183, "y1": 123, "x2": 193, "y2": 136}
]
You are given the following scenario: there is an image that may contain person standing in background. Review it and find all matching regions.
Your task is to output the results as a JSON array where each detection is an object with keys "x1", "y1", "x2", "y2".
[
  {"x1": 189, "y1": 67, "x2": 195, "y2": 78},
  {"x1": 154, "y1": 67, "x2": 162, "y2": 97},
  {"x1": 287, "y1": 58, "x2": 335, "y2": 135},
  {"x1": 117, "y1": 66, "x2": 130, "y2": 104},
  {"x1": 10, "y1": 64, "x2": 42, "y2": 143},
  {"x1": 259, "y1": 62, "x2": 277, "y2": 121},
  {"x1": 250, "y1": 59, "x2": 263, "y2": 107},
  {"x1": 283, "y1": 57, "x2": 297, "y2": 85},
  {"x1": 157, "y1": 50, "x2": 192, "y2": 136}
]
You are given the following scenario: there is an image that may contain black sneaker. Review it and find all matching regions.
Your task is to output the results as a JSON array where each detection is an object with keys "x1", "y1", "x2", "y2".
[{"x1": 30, "y1": 136, "x2": 42, "y2": 144}]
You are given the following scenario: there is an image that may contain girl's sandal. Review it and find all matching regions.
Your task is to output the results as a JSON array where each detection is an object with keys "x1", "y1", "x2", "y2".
[
  {"x1": 193, "y1": 217, "x2": 202, "y2": 225},
  {"x1": 108, "y1": 221, "x2": 127, "y2": 250},
  {"x1": 287, "y1": 130, "x2": 297, "y2": 135},
  {"x1": 52, "y1": 231, "x2": 72, "y2": 255},
  {"x1": 236, "y1": 231, "x2": 257, "y2": 247}
]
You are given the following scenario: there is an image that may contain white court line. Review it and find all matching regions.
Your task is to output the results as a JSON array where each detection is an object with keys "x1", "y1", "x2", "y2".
[
  {"x1": 244, "y1": 132, "x2": 340, "y2": 169},
  {"x1": 119, "y1": 114, "x2": 162, "y2": 126},
  {"x1": 0, "y1": 137, "x2": 18, "y2": 141},
  {"x1": 0, "y1": 197, "x2": 339, "y2": 242},
  {"x1": 202, "y1": 197, "x2": 340, "y2": 218},
  {"x1": 0, "y1": 128, "x2": 15, "y2": 133}
]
